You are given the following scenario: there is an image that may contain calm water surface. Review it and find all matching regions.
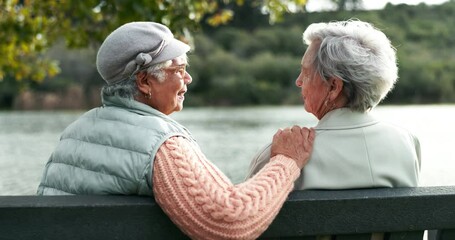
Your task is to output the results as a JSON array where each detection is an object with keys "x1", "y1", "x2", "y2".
[{"x1": 0, "y1": 105, "x2": 454, "y2": 195}]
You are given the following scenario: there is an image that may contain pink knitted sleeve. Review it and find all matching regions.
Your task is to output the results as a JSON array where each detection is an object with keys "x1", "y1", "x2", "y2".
[{"x1": 152, "y1": 136, "x2": 301, "y2": 240}]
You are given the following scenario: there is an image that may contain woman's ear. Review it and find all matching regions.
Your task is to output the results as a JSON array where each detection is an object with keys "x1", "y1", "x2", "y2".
[
  {"x1": 135, "y1": 72, "x2": 151, "y2": 94},
  {"x1": 328, "y1": 77, "x2": 344, "y2": 100}
]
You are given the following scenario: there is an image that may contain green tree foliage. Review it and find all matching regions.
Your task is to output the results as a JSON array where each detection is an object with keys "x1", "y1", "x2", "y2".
[
  {"x1": 187, "y1": 25, "x2": 304, "y2": 106},
  {"x1": 0, "y1": 0, "x2": 307, "y2": 90}
]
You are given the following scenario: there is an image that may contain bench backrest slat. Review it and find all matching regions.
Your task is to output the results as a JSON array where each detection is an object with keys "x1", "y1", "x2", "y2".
[{"x1": 0, "y1": 186, "x2": 454, "y2": 240}]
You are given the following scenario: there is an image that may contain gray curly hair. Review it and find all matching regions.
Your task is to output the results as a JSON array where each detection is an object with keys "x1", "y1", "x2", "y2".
[
  {"x1": 303, "y1": 19, "x2": 398, "y2": 112},
  {"x1": 101, "y1": 59, "x2": 171, "y2": 99}
]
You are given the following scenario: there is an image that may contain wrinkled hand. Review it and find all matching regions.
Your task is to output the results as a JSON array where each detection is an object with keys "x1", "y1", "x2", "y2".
[{"x1": 271, "y1": 126, "x2": 315, "y2": 169}]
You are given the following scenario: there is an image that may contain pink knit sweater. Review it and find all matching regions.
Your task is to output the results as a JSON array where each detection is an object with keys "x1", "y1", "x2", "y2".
[{"x1": 152, "y1": 136, "x2": 301, "y2": 240}]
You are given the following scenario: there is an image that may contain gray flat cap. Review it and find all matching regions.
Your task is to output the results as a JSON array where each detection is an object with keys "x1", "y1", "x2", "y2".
[{"x1": 96, "y1": 22, "x2": 190, "y2": 84}]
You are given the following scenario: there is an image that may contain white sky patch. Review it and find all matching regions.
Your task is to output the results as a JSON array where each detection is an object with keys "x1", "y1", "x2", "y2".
[{"x1": 305, "y1": 0, "x2": 449, "y2": 12}]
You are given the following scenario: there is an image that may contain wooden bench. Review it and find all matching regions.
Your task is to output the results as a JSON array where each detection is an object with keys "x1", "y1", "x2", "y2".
[{"x1": 1, "y1": 186, "x2": 454, "y2": 240}]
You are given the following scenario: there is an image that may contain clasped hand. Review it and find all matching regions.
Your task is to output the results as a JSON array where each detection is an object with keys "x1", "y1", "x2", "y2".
[{"x1": 271, "y1": 126, "x2": 315, "y2": 169}]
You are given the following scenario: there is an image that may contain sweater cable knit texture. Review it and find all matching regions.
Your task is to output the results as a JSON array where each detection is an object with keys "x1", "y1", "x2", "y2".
[{"x1": 153, "y1": 137, "x2": 301, "y2": 240}]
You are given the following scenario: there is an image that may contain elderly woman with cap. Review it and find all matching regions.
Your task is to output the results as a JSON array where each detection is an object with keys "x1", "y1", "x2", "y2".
[
  {"x1": 247, "y1": 19, "x2": 421, "y2": 189},
  {"x1": 37, "y1": 22, "x2": 315, "y2": 239}
]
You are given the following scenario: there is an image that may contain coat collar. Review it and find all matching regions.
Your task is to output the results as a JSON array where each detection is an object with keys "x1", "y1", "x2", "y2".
[
  {"x1": 102, "y1": 93, "x2": 166, "y2": 117},
  {"x1": 315, "y1": 108, "x2": 379, "y2": 130},
  {"x1": 101, "y1": 93, "x2": 191, "y2": 134}
]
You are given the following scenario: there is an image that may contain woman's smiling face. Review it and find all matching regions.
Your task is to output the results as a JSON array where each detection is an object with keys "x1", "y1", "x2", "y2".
[{"x1": 148, "y1": 56, "x2": 192, "y2": 115}]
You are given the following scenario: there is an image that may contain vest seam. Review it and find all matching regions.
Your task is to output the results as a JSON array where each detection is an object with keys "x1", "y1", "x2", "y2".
[
  {"x1": 60, "y1": 137, "x2": 153, "y2": 156},
  {"x1": 81, "y1": 114, "x2": 184, "y2": 133},
  {"x1": 51, "y1": 161, "x2": 139, "y2": 183}
]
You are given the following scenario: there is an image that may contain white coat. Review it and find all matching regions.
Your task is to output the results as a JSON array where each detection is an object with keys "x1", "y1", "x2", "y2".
[{"x1": 246, "y1": 108, "x2": 421, "y2": 189}]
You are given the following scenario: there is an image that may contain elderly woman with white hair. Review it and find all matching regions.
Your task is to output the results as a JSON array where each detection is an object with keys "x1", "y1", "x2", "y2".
[
  {"x1": 247, "y1": 19, "x2": 421, "y2": 189},
  {"x1": 37, "y1": 22, "x2": 316, "y2": 239}
]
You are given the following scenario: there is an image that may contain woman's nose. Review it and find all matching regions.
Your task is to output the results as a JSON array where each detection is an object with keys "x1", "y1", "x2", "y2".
[
  {"x1": 184, "y1": 72, "x2": 192, "y2": 84},
  {"x1": 295, "y1": 78, "x2": 302, "y2": 87}
]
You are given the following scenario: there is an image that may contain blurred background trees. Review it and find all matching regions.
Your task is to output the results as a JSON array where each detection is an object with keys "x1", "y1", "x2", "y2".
[
  {"x1": 0, "y1": 0, "x2": 307, "y2": 108},
  {"x1": 1, "y1": 0, "x2": 454, "y2": 109}
]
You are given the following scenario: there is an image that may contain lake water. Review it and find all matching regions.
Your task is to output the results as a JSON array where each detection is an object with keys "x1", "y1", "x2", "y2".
[{"x1": 1, "y1": 105, "x2": 454, "y2": 195}]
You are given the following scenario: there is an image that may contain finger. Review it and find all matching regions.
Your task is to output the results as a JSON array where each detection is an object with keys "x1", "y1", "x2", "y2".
[
  {"x1": 308, "y1": 128, "x2": 316, "y2": 142},
  {"x1": 274, "y1": 128, "x2": 283, "y2": 136},
  {"x1": 291, "y1": 125, "x2": 300, "y2": 133},
  {"x1": 300, "y1": 127, "x2": 310, "y2": 140},
  {"x1": 280, "y1": 128, "x2": 291, "y2": 136},
  {"x1": 301, "y1": 128, "x2": 314, "y2": 151},
  {"x1": 272, "y1": 132, "x2": 279, "y2": 140}
]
